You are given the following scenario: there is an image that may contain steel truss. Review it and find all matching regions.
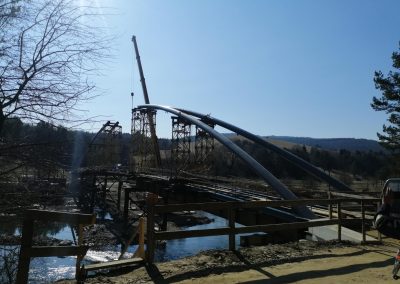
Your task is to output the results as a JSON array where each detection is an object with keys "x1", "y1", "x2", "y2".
[
  {"x1": 194, "y1": 118, "x2": 215, "y2": 166},
  {"x1": 171, "y1": 116, "x2": 192, "y2": 174},
  {"x1": 132, "y1": 109, "x2": 157, "y2": 171},
  {"x1": 87, "y1": 121, "x2": 122, "y2": 169}
]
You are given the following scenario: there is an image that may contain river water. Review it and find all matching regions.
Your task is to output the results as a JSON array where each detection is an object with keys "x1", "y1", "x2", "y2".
[{"x1": 0, "y1": 211, "x2": 253, "y2": 283}]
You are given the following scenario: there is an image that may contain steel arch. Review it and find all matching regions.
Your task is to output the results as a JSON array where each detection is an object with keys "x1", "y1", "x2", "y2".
[
  {"x1": 136, "y1": 104, "x2": 315, "y2": 219},
  {"x1": 177, "y1": 108, "x2": 352, "y2": 192}
]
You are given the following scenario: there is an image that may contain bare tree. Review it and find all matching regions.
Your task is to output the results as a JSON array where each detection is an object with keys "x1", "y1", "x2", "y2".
[{"x1": 0, "y1": 0, "x2": 110, "y2": 135}]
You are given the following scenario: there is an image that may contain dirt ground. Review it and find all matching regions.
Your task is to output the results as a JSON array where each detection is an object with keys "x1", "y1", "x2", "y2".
[{"x1": 56, "y1": 237, "x2": 400, "y2": 284}]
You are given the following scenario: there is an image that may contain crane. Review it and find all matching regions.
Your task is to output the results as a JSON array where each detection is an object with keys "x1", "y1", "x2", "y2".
[{"x1": 132, "y1": 35, "x2": 162, "y2": 168}]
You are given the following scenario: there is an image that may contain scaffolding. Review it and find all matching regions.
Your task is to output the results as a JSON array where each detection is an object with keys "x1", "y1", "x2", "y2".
[
  {"x1": 194, "y1": 118, "x2": 215, "y2": 166},
  {"x1": 87, "y1": 121, "x2": 122, "y2": 169},
  {"x1": 131, "y1": 109, "x2": 157, "y2": 171},
  {"x1": 171, "y1": 116, "x2": 192, "y2": 174}
]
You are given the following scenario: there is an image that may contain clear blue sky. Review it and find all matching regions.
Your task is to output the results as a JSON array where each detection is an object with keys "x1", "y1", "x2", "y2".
[{"x1": 84, "y1": 0, "x2": 400, "y2": 140}]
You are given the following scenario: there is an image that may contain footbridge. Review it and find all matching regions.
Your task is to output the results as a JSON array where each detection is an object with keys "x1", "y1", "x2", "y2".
[
  {"x1": 63, "y1": 100, "x2": 384, "y2": 278},
  {"x1": 77, "y1": 103, "x2": 381, "y2": 245}
]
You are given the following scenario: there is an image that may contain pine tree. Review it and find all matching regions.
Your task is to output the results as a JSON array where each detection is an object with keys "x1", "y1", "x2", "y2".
[{"x1": 372, "y1": 43, "x2": 400, "y2": 153}]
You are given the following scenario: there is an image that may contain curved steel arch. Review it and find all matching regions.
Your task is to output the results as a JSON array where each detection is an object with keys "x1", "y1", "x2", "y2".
[
  {"x1": 177, "y1": 108, "x2": 352, "y2": 192},
  {"x1": 137, "y1": 104, "x2": 315, "y2": 219}
]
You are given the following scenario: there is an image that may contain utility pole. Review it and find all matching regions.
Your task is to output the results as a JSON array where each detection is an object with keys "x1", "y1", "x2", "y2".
[{"x1": 132, "y1": 35, "x2": 162, "y2": 167}]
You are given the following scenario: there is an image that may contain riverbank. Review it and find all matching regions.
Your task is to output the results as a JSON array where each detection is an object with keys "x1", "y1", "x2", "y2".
[
  {"x1": 56, "y1": 239, "x2": 400, "y2": 283},
  {"x1": 57, "y1": 240, "x2": 399, "y2": 284}
]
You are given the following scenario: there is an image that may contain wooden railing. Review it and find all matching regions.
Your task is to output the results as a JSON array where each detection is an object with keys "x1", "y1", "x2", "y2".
[
  {"x1": 328, "y1": 191, "x2": 382, "y2": 242},
  {"x1": 146, "y1": 197, "x2": 381, "y2": 263},
  {"x1": 16, "y1": 209, "x2": 96, "y2": 284}
]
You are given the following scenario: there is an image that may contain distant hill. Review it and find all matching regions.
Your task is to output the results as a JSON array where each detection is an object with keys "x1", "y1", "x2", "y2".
[
  {"x1": 223, "y1": 133, "x2": 385, "y2": 152},
  {"x1": 267, "y1": 136, "x2": 385, "y2": 152}
]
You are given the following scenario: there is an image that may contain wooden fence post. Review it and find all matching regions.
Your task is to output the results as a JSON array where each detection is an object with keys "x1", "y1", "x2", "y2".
[
  {"x1": 16, "y1": 218, "x2": 34, "y2": 284},
  {"x1": 229, "y1": 206, "x2": 236, "y2": 251},
  {"x1": 119, "y1": 217, "x2": 146, "y2": 260},
  {"x1": 136, "y1": 217, "x2": 146, "y2": 259},
  {"x1": 337, "y1": 201, "x2": 342, "y2": 241},
  {"x1": 76, "y1": 224, "x2": 84, "y2": 281},
  {"x1": 377, "y1": 201, "x2": 382, "y2": 242},
  {"x1": 90, "y1": 175, "x2": 97, "y2": 212},
  {"x1": 117, "y1": 180, "x2": 123, "y2": 211},
  {"x1": 361, "y1": 200, "x2": 366, "y2": 243},
  {"x1": 146, "y1": 193, "x2": 156, "y2": 264},
  {"x1": 328, "y1": 191, "x2": 333, "y2": 219},
  {"x1": 102, "y1": 176, "x2": 108, "y2": 202},
  {"x1": 16, "y1": 210, "x2": 95, "y2": 284},
  {"x1": 124, "y1": 187, "x2": 130, "y2": 223}
]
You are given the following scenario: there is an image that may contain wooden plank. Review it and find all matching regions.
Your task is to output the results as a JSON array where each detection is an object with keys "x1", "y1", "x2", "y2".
[
  {"x1": 239, "y1": 198, "x2": 380, "y2": 208},
  {"x1": 238, "y1": 199, "x2": 333, "y2": 208},
  {"x1": 84, "y1": 257, "x2": 143, "y2": 271},
  {"x1": 234, "y1": 219, "x2": 338, "y2": 234},
  {"x1": 340, "y1": 218, "x2": 363, "y2": 225},
  {"x1": 313, "y1": 207, "x2": 374, "y2": 220},
  {"x1": 155, "y1": 219, "x2": 338, "y2": 241},
  {"x1": 155, "y1": 227, "x2": 231, "y2": 240},
  {"x1": 27, "y1": 246, "x2": 88, "y2": 257},
  {"x1": 154, "y1": 202, "x2": 232, "y2": 213},
  {"x1": 119, "y1": 221, "x2": 141, "y2": 259},
  {"x1": 154, "y1": 198, "x2": 380, "y2": 213},
  {"x1": 331, "y1": 191, "x2": 377, "y2": 199},
  {"x1": 25, "y1": 209, "x2": 96, "y2": 225}
]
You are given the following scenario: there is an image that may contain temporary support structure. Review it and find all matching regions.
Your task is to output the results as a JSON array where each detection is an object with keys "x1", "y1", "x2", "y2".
[
  {"x1": 194, "y1": 118, "x2": 215, "y2": 165},
  {"x1": 171, "y1": 116, "x2": 192, "y2": 174},
  {"x1": 87, "y1": 121, "x2": 122, "y2": 169},
  {"x1": 132, "y1": 108, "x2": 158, "y2": 170}
]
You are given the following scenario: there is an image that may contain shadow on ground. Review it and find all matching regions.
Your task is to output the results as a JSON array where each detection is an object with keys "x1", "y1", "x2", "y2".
[
  {"x1": 143, "y1": 248, "x2": 390, "y2": 284},
  {"x1": 237, "y1": 258, "x2": 393, "y2": 284}
]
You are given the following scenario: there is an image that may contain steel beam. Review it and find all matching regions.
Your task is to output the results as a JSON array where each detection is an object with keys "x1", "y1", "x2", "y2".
[{"x1": 136, "y1": 105, "x2": 315, "y2": 219}]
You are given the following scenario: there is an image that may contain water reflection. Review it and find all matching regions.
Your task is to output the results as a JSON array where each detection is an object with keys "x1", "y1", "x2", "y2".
[
  {"x1": 0, "y1": 215, "x2": 20, "y2": 236},
  {"x1": 29, "y1": 256, "x2": 77, "y2": 283},
  {"x1": 1, "y1": 211, "x2": 252, "y2": 283},
  {"x1": 155, "y1": 211, "x2": 245, "y2": 262}
]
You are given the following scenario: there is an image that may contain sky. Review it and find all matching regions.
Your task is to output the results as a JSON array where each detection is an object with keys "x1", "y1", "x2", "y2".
[{"x1": 82, "y1": 0, "x2": 400, "y2": 140}]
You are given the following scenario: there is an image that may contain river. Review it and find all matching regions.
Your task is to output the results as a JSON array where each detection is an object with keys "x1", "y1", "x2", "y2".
[{"x1": 1, "y1": 210, "x2": 254, "y2": 283}]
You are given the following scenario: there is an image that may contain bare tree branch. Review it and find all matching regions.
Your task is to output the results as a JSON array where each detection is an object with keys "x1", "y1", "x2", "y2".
[{"x1": 0, "y1": 0, "x2": 112, "y2": 134}]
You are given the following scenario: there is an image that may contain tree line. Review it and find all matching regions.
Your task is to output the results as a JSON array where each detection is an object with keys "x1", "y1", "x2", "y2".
[{"x1": 211, "y1": 139, "x2": 391, "y2": 183}]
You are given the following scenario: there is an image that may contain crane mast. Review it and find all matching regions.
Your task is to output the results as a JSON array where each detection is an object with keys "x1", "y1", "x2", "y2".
[{"x1": 132, "y1": 35, "x2": 162, "y2": 168}]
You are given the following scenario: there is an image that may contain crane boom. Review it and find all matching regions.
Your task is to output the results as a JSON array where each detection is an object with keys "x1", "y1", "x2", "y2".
[{"x1": 132, "y1": 35, "x2": 162, "y2": 167}]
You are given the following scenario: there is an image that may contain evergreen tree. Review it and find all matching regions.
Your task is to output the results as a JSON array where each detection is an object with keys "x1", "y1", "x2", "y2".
[{"x1": 372, "y1": 43, "x2": 400, "y2": 152}]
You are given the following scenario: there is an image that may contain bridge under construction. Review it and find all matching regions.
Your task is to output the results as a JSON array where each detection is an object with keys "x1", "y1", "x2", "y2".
[
  {"x1": 75, "y1": 35, "x2": 382, "y2": 255},
  {"x1": 14, "y1": 36, "x2": 383, "y2": 283}
]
